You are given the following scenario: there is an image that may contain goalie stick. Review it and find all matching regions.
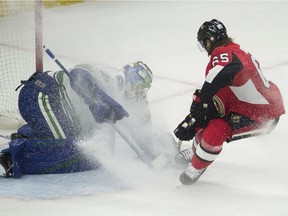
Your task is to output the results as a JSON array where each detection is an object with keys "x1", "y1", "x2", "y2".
[
  {"x1": 0, "y1": 135, "x2": 10, "y2": 140},
  {"x1": 112, "y1": 124, "x2": 153, "y2": 167},
  {"x1": 43, "y1": 45, "x2": 71, "y2": 79},
  {"x1": 43, "y1": 45, "x2": 171, "y2": 169},
  {"x1": 112, "y1": 124, "x2": 174, "y2": 169}
]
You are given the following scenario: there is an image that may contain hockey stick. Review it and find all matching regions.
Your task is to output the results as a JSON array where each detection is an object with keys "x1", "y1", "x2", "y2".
[
  {"x1": 43, "y1": 45, "x2": 72, "y2": 79},
  {"x1": 112, "y1": 124, "x2": 154, "y2": 167},
  {"x1": 177, "y1": 140, "x2": 183, "y2": 150},
  {"x1": 114, "y1": 124, "x2": 173, "y2": 169},
  {"x1": 114, "y1": 124, "x2": 175, "y2": 169},
  {"x1": 0, "y1": 135, "x2": 11, "y2": 140},
  {"x1": 43, "y1": 45, "x2": 165, "y2": 169}
]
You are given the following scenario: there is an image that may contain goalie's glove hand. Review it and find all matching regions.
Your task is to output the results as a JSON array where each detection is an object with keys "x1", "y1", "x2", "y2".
[
  {"x1": 190, "y1": 89, "x2": 208, "y2": 127},
  {"x1": 174, "y1": 113, "x2": 197, "y2": 141}
]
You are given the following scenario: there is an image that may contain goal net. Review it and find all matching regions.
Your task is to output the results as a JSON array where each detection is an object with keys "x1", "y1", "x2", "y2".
[{"x1": 0, "y1": 1, "x2": 40, "y2": 128}]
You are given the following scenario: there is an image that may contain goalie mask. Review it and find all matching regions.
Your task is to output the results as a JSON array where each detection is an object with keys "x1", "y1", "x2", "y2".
[{"x1": 123, "y1": 61, "x2": 153, "y2": 99}]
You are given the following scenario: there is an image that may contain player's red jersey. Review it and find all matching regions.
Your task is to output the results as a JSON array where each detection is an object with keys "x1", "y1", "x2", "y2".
[{"x1": 203, "y1": 43, "x2": 285, "y2": 123}]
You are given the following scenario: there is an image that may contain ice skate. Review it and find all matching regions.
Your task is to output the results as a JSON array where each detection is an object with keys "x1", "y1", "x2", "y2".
[
  {"x1": 0, "y1": 163, "x2": 7, "y2": 177},
  {"x1": 174, "y1": 147, "x2": 192, "y2": 165},
  {"x1": 179, "y1": 164, "x2": 206, "y2": 185},
  {"x1": 0, "y1": 153, "x2": 12, "y2": 178}
]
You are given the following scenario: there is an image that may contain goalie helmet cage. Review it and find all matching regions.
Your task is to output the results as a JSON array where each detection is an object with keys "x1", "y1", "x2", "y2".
[{"x1": 0, "y1": 0, "x2": 42, "y2": 128}]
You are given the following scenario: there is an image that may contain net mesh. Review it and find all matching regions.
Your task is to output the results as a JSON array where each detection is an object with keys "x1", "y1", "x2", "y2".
[{"x1": 0, "y1": 1, "x2": 35, "y2": 127}]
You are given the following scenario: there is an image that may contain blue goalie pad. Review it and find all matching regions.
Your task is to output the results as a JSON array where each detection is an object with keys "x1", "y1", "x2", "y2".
[
  {"x1": 69, "y1": 67, "x2": 129, "y2": 123},
  {"x1": 17, "y1": 124, "x2": 34, "y2": 138},
  {"x1": 18, "y1": 71, "x2": 82, "y2": 140},
  {"x1": 6, "y1": 138, "x2": 99, "y2": 178}
]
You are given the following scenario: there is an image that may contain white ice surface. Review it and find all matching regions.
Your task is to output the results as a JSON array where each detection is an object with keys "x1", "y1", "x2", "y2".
[{"x1": 1, "y1": 1, "x2": 288, "y2": 216}]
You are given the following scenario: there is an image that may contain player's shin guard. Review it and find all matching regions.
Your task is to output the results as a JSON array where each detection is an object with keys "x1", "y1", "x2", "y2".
[
  {"x1": 179, "y1": 119, "x2": 231, "y2": 184},
  {"x1": 192, "y1": 142, "x2": 222, "y2": 170},
  {"x1": 179, "y1": 142, "x2": 221, "y2": 185},
  {"x1": 191, "y1": 119, "x2": 229, "y2": 169}
]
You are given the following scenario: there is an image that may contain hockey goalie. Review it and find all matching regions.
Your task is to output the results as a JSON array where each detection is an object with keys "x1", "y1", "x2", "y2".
[{"x1": 0, "y1": 61, "x2": 176, "y2": 178}]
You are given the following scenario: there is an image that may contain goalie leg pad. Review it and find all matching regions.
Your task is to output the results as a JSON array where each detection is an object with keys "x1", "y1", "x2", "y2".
[{"x1": 7, "y1": 138, "x2": 100, "y2": 178}]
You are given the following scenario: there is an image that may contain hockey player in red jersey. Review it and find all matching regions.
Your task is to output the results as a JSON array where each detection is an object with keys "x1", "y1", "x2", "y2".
[{"x1": 174, "y1": 19, "x2": 285, "y2": 185}]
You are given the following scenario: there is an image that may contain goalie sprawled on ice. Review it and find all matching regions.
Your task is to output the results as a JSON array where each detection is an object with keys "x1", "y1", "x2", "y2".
[{"x1": 0, "y1": 61, "x2": 176, "y2": 178}]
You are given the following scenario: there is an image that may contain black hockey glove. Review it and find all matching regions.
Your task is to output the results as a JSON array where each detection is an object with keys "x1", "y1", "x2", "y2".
[
  {"x1": 190, "y1": 89, "x2": 208, "y2": 127},
  {"x1": 174, "y1": 113, "x2": 197, "y2": 141}
]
